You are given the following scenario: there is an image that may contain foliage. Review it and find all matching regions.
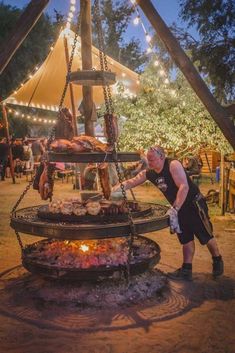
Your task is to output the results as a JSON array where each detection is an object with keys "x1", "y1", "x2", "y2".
[
  {"x1": 178, "y1": 0, "x2": 235, "y2": 102},
  {"x1": 92, "y1": 0, "x2": 146, "y2": 71},
  {"x1": 113, "y1": 60, "x2": 232, "y2": 154},
  {"x1": 0, "y1": 3, "x2": 58, "y2": 99}
]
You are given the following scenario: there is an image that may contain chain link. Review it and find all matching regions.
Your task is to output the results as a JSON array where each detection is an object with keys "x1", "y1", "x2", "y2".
[
  {"x1": 94, "y1": 0, "x2": 137, "y2": 282},
  {"x1": 48, "y1": 16, "x2": 81, "y2": 146},
  {"x1": 11, "y1": 18, "x2": 82, "y2": 252}
]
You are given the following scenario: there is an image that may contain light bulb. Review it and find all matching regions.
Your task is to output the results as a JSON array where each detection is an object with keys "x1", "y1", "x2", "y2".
[{"x1": 133, "y1": 17, "x2": 139, "y2": 25}]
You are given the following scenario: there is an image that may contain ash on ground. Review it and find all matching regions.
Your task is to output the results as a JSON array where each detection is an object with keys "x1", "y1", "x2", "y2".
[{"x1": 21, "y1": 269, "x2": 167, "y2": 309}]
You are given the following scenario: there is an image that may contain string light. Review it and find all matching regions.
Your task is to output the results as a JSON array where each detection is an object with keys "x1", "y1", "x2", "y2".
[
  {"x1": 145, "y1": 34, "x2": 151, "y2": 43},
  {"x1": 133, "y1": 16, "x2": 140, "y2": 25}
]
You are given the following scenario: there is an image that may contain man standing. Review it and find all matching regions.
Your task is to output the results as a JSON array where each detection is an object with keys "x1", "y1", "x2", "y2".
[
  {"x1": 0, "y1": 138, "x2": 9, "y2": 181},
  {"x1": 112, "y1": 145, "x2": 223, "y2": 281}
]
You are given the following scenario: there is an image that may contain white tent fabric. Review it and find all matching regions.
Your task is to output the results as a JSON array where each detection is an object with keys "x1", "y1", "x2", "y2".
[{"x1": 5, "y1": 28, "x2": 139, "y2": 112}]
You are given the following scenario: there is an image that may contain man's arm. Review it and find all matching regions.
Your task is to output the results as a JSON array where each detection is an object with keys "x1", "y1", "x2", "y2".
[
  {"x1": 112, "y1": 170, "x2": 147, "y2": 192},
  {"x1": 169, "y1": 160, "x2": 189, "y2": 210}
]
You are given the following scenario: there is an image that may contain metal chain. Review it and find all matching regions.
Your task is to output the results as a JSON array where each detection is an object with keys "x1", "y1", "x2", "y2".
[
  {"x1": 10, "y1": 17, "x2": 82, "y2": 252},
  {"x1": 48, "y1": 16, "x2": 81, "y2": 146},
  {"x1": 94, "y1": 0, "x2": 137, "y2": 282}
]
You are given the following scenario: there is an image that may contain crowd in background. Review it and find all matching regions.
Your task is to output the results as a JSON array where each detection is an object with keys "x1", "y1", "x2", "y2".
[{"x1": 0, "y1": 137, "x2": 47, "y2": 180}]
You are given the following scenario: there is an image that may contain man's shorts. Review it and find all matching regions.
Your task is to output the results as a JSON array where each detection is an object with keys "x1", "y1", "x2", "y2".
[{"x1": 177, "y1": 196, "x2": 214, "y2": 245}]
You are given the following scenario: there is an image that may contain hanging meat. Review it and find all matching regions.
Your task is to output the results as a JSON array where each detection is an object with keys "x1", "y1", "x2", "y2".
[
  {"x1": 55, "y1": 108, "x2": 75, "y2": 140},
  {"x1": 104, "y1": 113, "x2": 119, "y2": 145},
  {"x1": 50, "y1": 135, "x2": 108, "y2": 153},
  {"x1": 98, "y1": 163, "x2": 111, "y2": 199},
  {"x1": 33, "y1": 162, "x2": 55, "y2": 200}
]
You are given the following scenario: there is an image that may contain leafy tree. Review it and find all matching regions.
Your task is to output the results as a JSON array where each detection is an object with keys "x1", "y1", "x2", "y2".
[
  {"x1": 113, "y1": 59, "x2": 232, "y2": 154},
  {"x1": 0, "y1": 3, "x2": 58, "y2": 99},
  {"x1": 92, "y1": 0, "x2": 146, "y2": 71},
  {"x1": 178, "y1": 0, "x2": 235, "y2": 102}
]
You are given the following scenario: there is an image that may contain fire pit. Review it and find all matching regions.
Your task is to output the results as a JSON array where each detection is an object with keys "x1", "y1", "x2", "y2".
[{"x1": 22, "y1": 236, "x2": 160, "y2": 281}]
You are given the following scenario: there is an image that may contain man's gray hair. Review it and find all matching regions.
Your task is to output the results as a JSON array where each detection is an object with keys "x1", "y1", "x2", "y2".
[{"x1": 148, "y1": 145, "x2": 165, "y2": 158}]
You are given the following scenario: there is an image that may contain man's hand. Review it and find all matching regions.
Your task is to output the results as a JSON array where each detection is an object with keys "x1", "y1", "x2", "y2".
[{"x1": 166, "y1": 207, "x2": 181, "y2": 234}]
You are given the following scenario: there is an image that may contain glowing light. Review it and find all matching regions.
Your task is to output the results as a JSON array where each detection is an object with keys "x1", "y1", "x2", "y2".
[
  {"x1": 33, "y1": 118, "x2": 37, "y2": 121},
  {"x1": 70, "y1": 5, "x2": 76, "y2": 12},
  {"x1": 29, "y1": 74, "x2": 33, "y2": 79},
  {"x1": 66, "y1": 23, "x2": 71, "y2": 29},
  {"x1": 164, "y1": 78, "x2": 169, "y2": 84},
  {"x1": 80, "y1": 244, "x2": 89, "y2": 252},
  {"x1": 159, "y1": 69, "x2": 165, "y2": 76},
  {"x1": 14, "y1": 91, "x2": 17, "y2": 94},
  {"x1": 15, "y1": 111, "x2": 19, "y2": 116},
  {"x1": 122, "y1": 72, "x2": 126, "y2": 77},
  {"x1": 130, "y1": 0, "x2": 136, "y2": 4},
  {"x1": 71, "y1": 0, "x2": 76, "y2": 4},
  {"x1": 38, "y1": 118, "x2": 42, "y2": 122},
  {"x1": 21, "y1": 114, "x2": 25, "y2": 118},
  {"x1": 27, "y1": 115, "x2": 30, "y2": 119},
  {"x1": 50, "y1": 46, "x2": 54, "y2": 51},
  {"x1": 20, "y1": 83, "x2": 24, "y2": 87},
  {"x1": 68, "y1": 12, "x2": 73, "y2": 18},
  {"x1": 137, "y1": 79, "x2": 140, "y2": 85},
  {"x1": 52, "y1": 120, "x2": 56, "y2": 124},
  {"x1": 8, "y1": 109, "x2": 12, "y2": 113},
  {"x1": 35, "y1": 66, "x2": 39, "y2": 70},
  {"x1": 44, "y1": 119, "x2": 48, "y2": 123},
  {"x1": 146, "y1": 34, "x2": 151, "y2": 43},
  {"x1": 133, "y1": 17, "x2": 140, "y2": 25},
  {"x1": 146, "y1": 47, "x2": 152, "y2": 54}
]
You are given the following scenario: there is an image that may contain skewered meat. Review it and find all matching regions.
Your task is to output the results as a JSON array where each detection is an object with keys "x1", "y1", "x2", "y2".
[
  {"x1": 98, "y1": 163, "x2": 111, "y2": 200},
  {"x1": 33, "y1": 162, "x2": 44, "y2": 190},
  {"x1": 104, "y1": 113, "x2": 119, "y2": 145},
  {"x1": 38, "y1": 162, "x2": 55, "y2": 200},
  {"x1": 55, "y1": 108, "x2": 75, "y2": 140},
  {"x1": 48, "y1": 199, "x2": 62, "y2": 213},
  {"x1": 60, "y1": 201, "x2": 73, "y2": 215}
]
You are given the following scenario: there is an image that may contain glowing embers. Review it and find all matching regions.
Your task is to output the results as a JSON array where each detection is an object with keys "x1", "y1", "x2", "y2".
[{"x1": 22, "y1": 236, "x2": 161, "y2": 280}]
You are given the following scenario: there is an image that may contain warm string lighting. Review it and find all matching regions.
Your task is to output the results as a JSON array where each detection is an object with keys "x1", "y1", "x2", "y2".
[
  {"x1": 129, "y1": 0, "x2": 172, "y2": 88},
  {"x1": 66, "y1": 0, "x2": 77, "y2": 29},
  {"x1": 6, "y1": 106, "x2": 56, "y2": 125}
]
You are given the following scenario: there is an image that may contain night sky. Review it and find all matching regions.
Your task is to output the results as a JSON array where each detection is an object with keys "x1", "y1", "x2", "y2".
[{"x1": 2, "y1": 0, "x2": 198, "y2": 50}]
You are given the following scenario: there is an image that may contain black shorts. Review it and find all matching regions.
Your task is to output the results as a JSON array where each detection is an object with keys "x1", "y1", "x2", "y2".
[{"x1": 177, "y1": 196, "x2": 214, "y2": 245}]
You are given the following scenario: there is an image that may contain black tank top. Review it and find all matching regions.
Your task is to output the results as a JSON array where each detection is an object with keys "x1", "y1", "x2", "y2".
[{"x1": 146, "y1": 158, "x2": 199, "y2": 206}]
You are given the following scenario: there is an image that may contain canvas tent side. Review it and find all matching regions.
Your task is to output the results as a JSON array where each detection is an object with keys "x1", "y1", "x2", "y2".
[{"x1": 4, "y1": 28, "x2": 139, "y2": 113}]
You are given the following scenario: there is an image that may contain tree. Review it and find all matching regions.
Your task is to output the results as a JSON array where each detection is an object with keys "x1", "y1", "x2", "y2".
[
  {"x1": 92, "y1": 0, "x2": 146, "y2": 71},
  {"x1": 178, "y1": 0, "x2": 235, "y2": 102},
  {"x1": 113, "y1": 60, "x2": 232, "y2": 154},
  {"x1": 0, "y1": 3, "x2": 57, "y2": 99}
]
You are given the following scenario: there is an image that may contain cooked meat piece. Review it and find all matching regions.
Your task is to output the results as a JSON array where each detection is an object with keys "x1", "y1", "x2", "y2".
[
  {"x1": 104, "y1": 113, "x2": 119, "y2": 145},
  {"x1": 50, "y1": 139, "x2": 72, "y2": 152},
  {"x1": 73, "y1": 135, "x2": 107, "y2": 152},
  {"x1": 38, "y1": 162, "x2": 55, "y2": 200},
  {"x1": 55, "y1": 108, "x2": 75, "y2": 140},
  {"x1": 98, "y1": 163, "x2": 111, "y2": 200}
]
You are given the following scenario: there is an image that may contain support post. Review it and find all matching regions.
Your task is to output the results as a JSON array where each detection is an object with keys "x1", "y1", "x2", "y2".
[
  {"x1": 136, "y1": 0, "x2": 235, "y2": 149},
  {"x1": 80, "y1": 0, "x2": 95, "y2": 136},
  {"x1": 1, "y1": 104, "x2": 15, "y2": 184},
  {"x1": 0, "y1": 0, "x2": 50, "y2": 74},
  {"x1": 64, "y1": 36, "x2": 78, "y2": 136}
]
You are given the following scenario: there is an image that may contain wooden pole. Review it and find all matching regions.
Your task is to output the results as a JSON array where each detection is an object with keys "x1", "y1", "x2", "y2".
[
  {"x1": 0, "y1": 0, "x2": 50, "y2": 75},
  {"x1": 64, "y1": 36, "x2": 78, "y2": 136},
  {"x1": 136, "y1": 0, "x2": 235, "y2": 149},
  {"x1": 1, "y1": 104, "x2": 15, "y2": 184},
  {"x1": 220, "y1": 154, "x2": 225, "y2": 215},
  {"x1": 80, "y1": 0, "x2": 95, "y2": 136}
]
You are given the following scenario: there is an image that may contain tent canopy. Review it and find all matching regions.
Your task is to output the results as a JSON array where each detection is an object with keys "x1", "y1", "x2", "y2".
[{"x1": 5, "y1": 28, "x2": 139, "y2": 113}]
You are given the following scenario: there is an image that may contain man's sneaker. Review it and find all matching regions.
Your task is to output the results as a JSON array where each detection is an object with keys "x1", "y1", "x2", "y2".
[
  {"x1": 212, "y1": 258, "x2": 224, "y2": 277},
  {"x1": 167, "y1": 267, "x2": 193, "y2": 281}
]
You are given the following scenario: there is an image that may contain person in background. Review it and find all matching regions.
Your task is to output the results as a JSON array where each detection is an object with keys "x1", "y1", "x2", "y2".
[
  {"x1": 112, "y1": 145, "x2": 223, "y2": 281},
  {"x1": 22, "y1": 140, "x2": 33, "y2": 170},
  {"x1": 0, "y1": 138, "x2": 9, "y2": 181},
  {"x1": 183, "y1": 155, "x2": 203, "y2": 176},
  {"x1": 31, "y1": 139, "x2": 44, "y2": 162}
]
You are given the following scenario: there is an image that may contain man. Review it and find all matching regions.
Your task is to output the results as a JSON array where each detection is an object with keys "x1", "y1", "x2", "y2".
[{"x1": 112, "y1": 145, "x2": 223, "y2": 281}]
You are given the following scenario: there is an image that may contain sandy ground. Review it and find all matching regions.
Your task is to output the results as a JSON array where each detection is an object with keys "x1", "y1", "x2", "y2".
[{"x1": 0, "y1": 176, "x2": 235, "y2": 353}]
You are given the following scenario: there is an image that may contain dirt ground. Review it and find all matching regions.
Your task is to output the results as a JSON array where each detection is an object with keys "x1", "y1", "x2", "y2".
[{"x1": 0, "y1": 176, "x2": 235, "y2": 353}]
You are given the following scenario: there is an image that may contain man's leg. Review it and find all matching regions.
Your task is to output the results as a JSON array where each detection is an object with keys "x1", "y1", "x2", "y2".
[
  {"x1": 168, "y1": 240, "x2": 195, "y2": 281},
  {"x1": 206, "y1": 238, "x2": 224, "y2": 277},
  {"x1": 183, "y1": 240, "x2": 195, "y2": 263}
]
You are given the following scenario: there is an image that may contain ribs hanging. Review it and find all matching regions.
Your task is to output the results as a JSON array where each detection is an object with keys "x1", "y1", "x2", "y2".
[
  {"x1": 98, "y1": 163, "x2": 111, "y2": 200},
  {"x1": 55, "y1": 108, "x2": 75, "y2": 140},
  {"x1": 104, "y1": 113, "x2": 119, "y2": 146},
  {"x1": 33, "y1": 162, "x2": 55, "y2": 200}
]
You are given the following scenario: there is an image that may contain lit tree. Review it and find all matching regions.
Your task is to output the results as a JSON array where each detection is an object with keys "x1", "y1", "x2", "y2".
[{"x1": 114, "y1": 59, "x2": 232, "y2": 154}]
